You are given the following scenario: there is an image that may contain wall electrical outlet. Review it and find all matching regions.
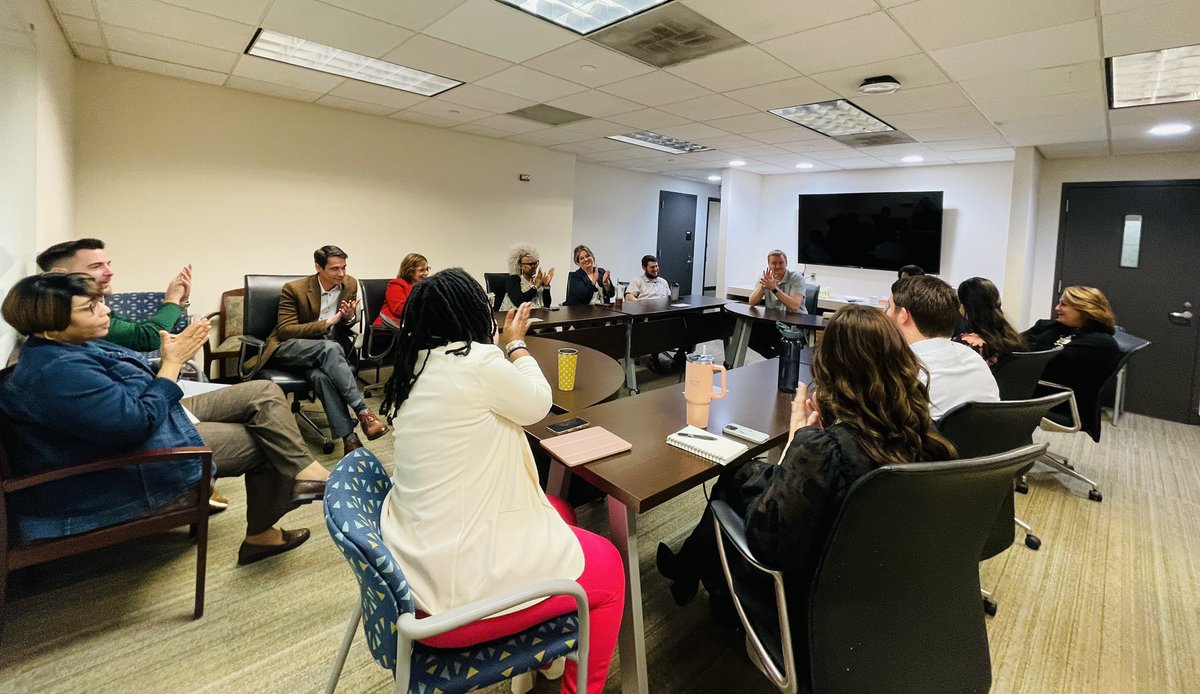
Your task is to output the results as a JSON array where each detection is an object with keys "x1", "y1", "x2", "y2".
[{"x1": 518, "y1": 174, "x2": 531, "y2": 182}]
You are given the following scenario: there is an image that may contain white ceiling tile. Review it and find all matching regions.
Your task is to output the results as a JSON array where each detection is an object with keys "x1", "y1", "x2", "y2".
[
  {"x1": 1100, "y1": 0, "x2": 1174, "y2": 14},
  {"x1": 73, "y1": 44, "x2": 111, "y2": 62},
  {"x1": 925, "y1": 136, "x2": 1012, "y2": 151},
  {"x1": 475, "y1": 65, "x2": 586, "y2": 103},
  {"x1": 666, "y1": 46, "x2": 799, "y2": 93},
  {"x1": 231, "y1": 54, "x2": 345, "y2": 92},
  {"x1": 737, "y1": 144, "x2": 793, "y2": 157},
  {"x1": 605, "y1": 108, "x2": 692, "y2": 130},
  {"x1": 905, "y1": 123, "x2": 1003, "y2": 142},
  {"x1": 469, "y1": 114, "x2": 550, "y2": 134},
  {"x1": 978, "y1": 90, "x2": 1106, "y2": 123},
  {"x1": 59, "y1": 15, "x2": 104, "y2": 45},
  {"x1": 435, "y1": 83, "x2": 536, "y2": 113},
  {"x1": 1110, "y1": 134, "x2": 1200, "y2": 155},
  {"x1": 958, "y1": 62, "x2": 1104, "y2": 105},
  {"x1": 160, "y1": 0, "x2": 271, "y2": 25},
  {"x1": 51, "y1": 0, "x2": 97, "y2": 19},
  {"x1": 318, "y1": 0, "x2": 467, "y2": 31},
  {"x1": 680, "y1": 0, "x2": 878, "y2": 43},
  {"x1": 995, "y1": 111, "x2": 1108, "y2": 138},
  {"x1": 653, "y1": 122, "x2": 729, "y2": 140},
  {"x1": 453, "y1": 122, "x2": 517, "y2": 139},
  {"x1": 658, "y1": 93, "x2": 756, "y2": 120},
  {"x1": 104, "y1": 25, "x2": 239, "y2": 73},
  {"x1": 523, "y1": 40, "x2": 655, "y2": 88},
  {"x1": 931, "y1": 20, "x2": 1100, "y2": 81},
  {"x1": 705, "y1": 112, "x2": 794, "y2": 134},
  {"x1": 546, "y1": 90, "x2": 643, "y2": 118},
  {"x1": 1109, "y1": 100, "x2": 1200, "y2": 136},
  {"x1": 1102, "y1": 0, "x2": 1200, "y2": 57},
  {"x1": 554, "y1": 138, "x2": 627, "y2": 154},
  {"x1": 315, "y1": 94, "x2": 400, "y2": 115},
  {"x1": 1006, "y1": 128, "x2": 1108, "y2": 147},
  {"x1": 389, "y1": 110, "x2": 461, "y2": 128},
  {"x1": 326, "y1": 79, "x2": 427, "y2": 109},
  {"x1": 261, "y1": 0, "x2": 412, "y2": 57},
  {"x1": 850, "y1": 83, "x2": 972, "y2": 116},
  {"x1": 599, "y1": 71, "x2": 711, "y2": 107},
  {"x1": 422, "y1": 0, "x2": 574, "y2": 63},
  {"x1": 944, "y1": 148, "x2": 1016, "y2": 162},
  {"x1": 1036, "y1": 140, "x2": 1111, "y2": 158},
  {"x1": 227, "y1": 74, "x2": 326, "y2": 102},
  {"x1": 891, "y1": 0, "x2": 1096, "y2": 51},
  {"x1": 761, "y1": 13, "x2": 920, "y2": 75},
  {"x1": 886, "y1": 106, "x2": 992, "y2": 131},
  {"x1": 95, "y1": 0, "x2": 256, "y2": 52},
  {"x1": 404, "y1": 98, "x2": 493, "y2": 123},
  {"x1": 747, "y1": 125, "x2": 826, "y2": 144},
  {"x1": 110, "y1": 51, "x2": 227, "y2": 85},
  {"x1": 810, "y1": 53, "x2": 952, "y2": 99},
  {"x1": 778, "y1": 139, "x2": 848, "y2": 153},
  {"x1": 829, "y1": 158, "x2": 891, "y2": 169},
  {"x1": 695, "y1": 134, "x2": 759, "y2": 149},
  {"x1": 506, "y1": 127, "x2": 596, "y2": 145},
  {"x1": 382, "y1": 34, "x2": 510, "y2": 83},
  {"x1": 556, "y1": 118, "x2": 627, "y2": 136}
]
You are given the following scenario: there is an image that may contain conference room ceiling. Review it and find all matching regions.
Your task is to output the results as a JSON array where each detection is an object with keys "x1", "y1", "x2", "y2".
[{"x1": 50, "y1": 0, "x2": 1200, "y2": 183}]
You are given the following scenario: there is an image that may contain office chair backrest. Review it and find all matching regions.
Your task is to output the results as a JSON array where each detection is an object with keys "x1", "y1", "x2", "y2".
[
  {"x1": 808, "y1": 443, "x2": 1047, "y2": 694},
  {"x1": 242, "y1": 275, "x2": 304, "y2": 340},
  {"x1": 358, "y1": 278, "x2": 391, "y2": 327},
  {"x1": 803, "y1": 284, "x2": 819, "y2": 314},
  {"x1": 991, "y1": 348, "x2": 1061, "y2": 400},
  {"x1": 483, "y1": 273, "x2": 508, "y2": 312},
  {"x1": 1113, "y1": 328, "x2": 1151, "y2": 357}
]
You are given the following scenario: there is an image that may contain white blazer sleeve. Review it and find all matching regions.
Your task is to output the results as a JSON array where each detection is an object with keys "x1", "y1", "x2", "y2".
[{"x1": 477, "y1": 346, "x2": 553, "y2": 425}]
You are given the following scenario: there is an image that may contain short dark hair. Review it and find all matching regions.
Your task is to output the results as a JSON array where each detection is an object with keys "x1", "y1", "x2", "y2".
[
  {"x1": 891, "y1": 275, "x2": 959, "y2": 337},
  {"x1": 36, "y1": 238, "x2": 105, "y2": 272},
  {"x1": 641, "y1": 255, "x2": 658, "y2": 267},
  {"x1": 2, "y1": 273, "x2": 104, "y2": 335},
  {"x1": 314, "y1": 245, "x2": 348, "y2": 268},
  {"x1": 898, "y1": 264, "x2": 925, "y2": 279}
]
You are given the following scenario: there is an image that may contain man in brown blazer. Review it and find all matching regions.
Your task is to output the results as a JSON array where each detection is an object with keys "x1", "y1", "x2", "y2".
[{"x1": 257, "y1": 245, "x2": 388, "y2": 453}]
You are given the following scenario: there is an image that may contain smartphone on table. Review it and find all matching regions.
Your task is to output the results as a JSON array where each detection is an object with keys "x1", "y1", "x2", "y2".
[{"x1": 547, "y1": 417, "x2": 589, "y2": 435}]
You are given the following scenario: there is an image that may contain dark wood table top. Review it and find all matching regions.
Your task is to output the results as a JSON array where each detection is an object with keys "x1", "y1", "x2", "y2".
[
  {"x1": 527, "y1": 358, "x2": 812, "y2": 513},
  {"x1": 616, "y1": 294, "x2": 728, "y2": 318},
  {"x1": 524, "y1": 336, "x2": 625, "y2": 412},
  {"x1": 494, "y1": 304, "x2": 627, "y2": 332},
  {"x1": 723, "y1": 301, "x2": 827, "y2": 329}
]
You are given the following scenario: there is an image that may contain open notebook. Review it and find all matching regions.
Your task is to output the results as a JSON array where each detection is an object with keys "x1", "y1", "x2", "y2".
[
  {"x1": 667, "y1": 425, "x2": 748, "y2": 465},
  {"x1": 540, "y1": 426, "x2": 632, "y2": 467}
]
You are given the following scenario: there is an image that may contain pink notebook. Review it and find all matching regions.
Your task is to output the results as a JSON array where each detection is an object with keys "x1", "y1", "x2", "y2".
[{"x1": 540, "y1": 426, "x2": 632, "y2": 467}]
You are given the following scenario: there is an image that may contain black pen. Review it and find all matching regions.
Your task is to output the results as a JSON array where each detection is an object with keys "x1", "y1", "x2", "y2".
[{"x1": 677, "y1": 431, "x2": 718, "y2": 441}]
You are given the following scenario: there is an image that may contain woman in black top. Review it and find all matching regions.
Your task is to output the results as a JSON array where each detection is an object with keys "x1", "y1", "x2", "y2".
[
  {"x1": 953, "y1": 277, "x2": 1025, "y2": 365},
  {"x1": 564, "y1": 244, "x2": 616, "y2": 306},
  {"x1": 499, "y1": 242, "x2": 553, "y2": 310},
  {"x1": 1023, "y1": 286, "x2": 1121, "y2": 440}
]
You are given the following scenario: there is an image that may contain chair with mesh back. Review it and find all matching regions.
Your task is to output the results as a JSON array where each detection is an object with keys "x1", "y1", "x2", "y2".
[
  {"x1": 711, "y1": 443, "x2": 1046, "y2": 694},
  {"x1": 991, "y1": 348, "x2": 1061, "y2": 401},
  {"x1": 323, "y1": 448, "x2": 589, "y2": 694},
  {"x1": 355, "y1": 278, "x2": 397, "y2": 396},
  {"x1": 1102, "y1": 329, "x2": 1152, "y2": 425}
]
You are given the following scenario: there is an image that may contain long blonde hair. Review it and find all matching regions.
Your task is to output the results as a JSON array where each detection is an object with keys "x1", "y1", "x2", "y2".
[{"x1": 1061, "y1": 286, "x2": 1116, "y2": 334}]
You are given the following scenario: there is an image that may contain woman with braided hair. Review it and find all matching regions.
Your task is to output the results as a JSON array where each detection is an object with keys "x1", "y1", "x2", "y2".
[{"x1": 378, "y1": 268, "x2": 623, "y2": 694}]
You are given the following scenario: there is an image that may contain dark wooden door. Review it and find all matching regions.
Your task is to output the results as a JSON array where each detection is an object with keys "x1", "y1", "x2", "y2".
[
  {"x1": 1057, "y1": 181, "x2": 1200, "y2": 424},
  {"x1": 657, "y1": 191, "x2": 696, "y2": 296}
]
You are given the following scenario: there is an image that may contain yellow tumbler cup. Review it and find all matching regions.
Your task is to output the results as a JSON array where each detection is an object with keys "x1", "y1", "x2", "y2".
[{"x1": 557, "y1": 348, "x2": 578, "y2": 391}]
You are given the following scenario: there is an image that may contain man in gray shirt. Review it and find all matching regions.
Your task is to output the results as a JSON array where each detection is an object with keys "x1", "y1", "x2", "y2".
[
  {"x1": 624, "y1": 255, "x2": 671, "y2": 301},
  {"x1": 747, "y1": 249, "x2": 807, "y2": 358}
]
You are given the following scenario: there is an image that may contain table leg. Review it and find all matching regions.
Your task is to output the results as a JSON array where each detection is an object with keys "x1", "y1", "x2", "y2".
[
  {"x1": 623, "y1": 321, "x2": 638, "y2": 393},
  {"x1": 607, "y1": 496, "x2": 648, "y2": 694},
  {"x1": 547, "y1": 462, "x2": 571, "y2": 498},
  {"x1": 730, "y1": 316, "x2": 751, "y2": 368}
]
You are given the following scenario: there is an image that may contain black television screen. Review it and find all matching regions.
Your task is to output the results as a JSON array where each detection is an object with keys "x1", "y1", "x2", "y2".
[{"x1": 798, "y1": 191, "x2": 944, "y2": 274}]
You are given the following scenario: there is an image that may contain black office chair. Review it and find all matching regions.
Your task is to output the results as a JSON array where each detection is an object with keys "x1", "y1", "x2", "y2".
[
  {"x1": 939, "y1": 394, "x2": 1071, "y2": 613},
  {"x1": 802, "y1": 284, "x2": 819, "y2": 315},
  {"x1": 237, "y1": 274, "x2": 334, "y2": 454},
  {"x1": 484, "y1": 272, "x2": 508, "y2": 312},
  {"x1": 355, "y1": 278, "x2": 397, "y2": 396},
  {"x1": 1102, "y1": 329, "x2": 1152, "y2": 425},
  {"x1": 711, "y1": 443, "x2": 1047, "y2": 694},
  {"x1": 991, "y1": 348, "x2": 1061, "y2": 400}
]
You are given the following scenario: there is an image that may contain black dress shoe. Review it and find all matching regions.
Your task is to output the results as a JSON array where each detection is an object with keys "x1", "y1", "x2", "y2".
[
  {"x1": 290, "y1": 479, "x2": 326, "y2": 505},
  {"x1": 343, "y1": 433, "x2": 364, "y2": 455},
  {"x1": 657, "y1": 542, "x2": 699, "y2": 606},
  {"x1": 237, "y1": 528, "x2": 310, "y2": 566}
]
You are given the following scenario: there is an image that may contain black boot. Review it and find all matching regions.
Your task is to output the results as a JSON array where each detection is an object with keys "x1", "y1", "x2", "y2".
[{"x1": 657, "y1": 542, "x2": 700, "y2": 606}]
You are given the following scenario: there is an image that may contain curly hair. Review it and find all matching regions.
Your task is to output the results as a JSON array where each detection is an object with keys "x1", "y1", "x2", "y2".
[
  {"x1": 957, "y1": 277, "x2": 1025, "y2": 360},
  {"x1": 811, "y1": 305, "x2": 957, "y2": 467},
  {"x1": 1060, "y1": 286, "x2": 1116, "y2": 335},
  {"x1": 506, "y1": 243, "x2": 540, "y2": 275}
]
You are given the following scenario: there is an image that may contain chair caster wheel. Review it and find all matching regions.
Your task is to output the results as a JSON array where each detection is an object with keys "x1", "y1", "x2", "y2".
[
  {"x1": 1088, "y1": 489, "x2": 1103, "y2": 502},
  {"x1": 1015, "y1": 482, "x2": 1029, "y2": 494},
  {"x1": 323, "y1": 442, "x2": 335, "y2": 455},
  {"x1": 983, "y1": 598, "x2": 998, "y2": 616},
  {"x1": 1063, "y1": 461, "x2": 1075, "y2": 470},
  {"x1": 1025, "y1": 534, "x2": 1042, "y2": 550}
]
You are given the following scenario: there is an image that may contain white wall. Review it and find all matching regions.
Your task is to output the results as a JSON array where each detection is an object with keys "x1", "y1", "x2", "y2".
[
  {"x1": 571, "y1": 161, "x2": 719, "y2": 291},
  {"x1": 73, "y1": 62, "x2": 577, "y2": 316},
  {"x1": 752, "y1": 162, "x2": 1015, "y2": 302},
  {"x1": 717, "y1": 167, "x2": 763, "y2": 295}
]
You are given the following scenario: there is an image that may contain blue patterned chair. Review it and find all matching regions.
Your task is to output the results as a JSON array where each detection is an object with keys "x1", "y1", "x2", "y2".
[
  {"x1": 105, "y1": 291, "x2": 204, "y2": 380},
  {"x1": 324, "y1": 449, "x2": 589, "y2": 694}
]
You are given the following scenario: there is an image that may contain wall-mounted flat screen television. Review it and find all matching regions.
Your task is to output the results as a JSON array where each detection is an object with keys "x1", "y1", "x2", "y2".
[{"x1": 797, "y1": 191, "x2": 944, "y2": 274}]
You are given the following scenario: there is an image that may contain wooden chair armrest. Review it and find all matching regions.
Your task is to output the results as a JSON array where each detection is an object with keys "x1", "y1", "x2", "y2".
[{"x1": 3, "y1": 447, "x2": 213, "y2": 493}]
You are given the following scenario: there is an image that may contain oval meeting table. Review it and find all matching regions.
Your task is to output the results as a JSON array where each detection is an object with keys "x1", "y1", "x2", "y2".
[{"x1": 524, "y1": 336, "x2": 625, "y2": 413}]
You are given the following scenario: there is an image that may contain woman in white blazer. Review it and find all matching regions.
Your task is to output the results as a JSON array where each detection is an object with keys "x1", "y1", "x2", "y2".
[{"x1": 378, "y1": 268, "x2": 622, "y2": 694}]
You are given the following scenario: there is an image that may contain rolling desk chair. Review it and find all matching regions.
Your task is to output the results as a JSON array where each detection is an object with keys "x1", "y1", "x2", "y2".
[
  {"x1": 356, "y1": 278, "x2": 397, "y2": 397},
  {"x1": 483, "y1": 273, "x2": 508, "y2": 312}
]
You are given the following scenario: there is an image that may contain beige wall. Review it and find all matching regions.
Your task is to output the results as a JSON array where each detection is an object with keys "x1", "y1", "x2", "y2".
[{"x1": 73, "y1": 62, "x2": 577, "y2": 316}]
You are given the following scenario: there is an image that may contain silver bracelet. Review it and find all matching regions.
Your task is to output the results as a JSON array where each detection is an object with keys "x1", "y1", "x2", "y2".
[{"x1": 504, "y1": 339, "x2": 528, "y2": 358}]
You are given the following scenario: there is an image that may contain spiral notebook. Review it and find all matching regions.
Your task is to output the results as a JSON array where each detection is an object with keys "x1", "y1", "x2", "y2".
[{"x1": 666, "y1": 426, "x2": 748, "y2": 465}]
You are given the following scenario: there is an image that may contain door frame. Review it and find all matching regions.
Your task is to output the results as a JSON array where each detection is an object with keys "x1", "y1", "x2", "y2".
[{"x1": 702, "y1": 196, "x2": 719, "y2": 293}]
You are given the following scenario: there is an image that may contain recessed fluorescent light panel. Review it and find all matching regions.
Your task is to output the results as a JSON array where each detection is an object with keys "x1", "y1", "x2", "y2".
[
  {"x1": 770, "y1": 99, "x2": 894, "y2": 138},
  {"x1": 606, "y1": 130, "x2": 713, "y2": 154},
  {"x1": 246, "y1": 29, "x2": 462, "y2": 96},
  {"x1": 1108, "y1": 44, "x2": 1200, "y2": 109},
  {"x1": 495, "y1": 0, "x2": 671, "y2": 35}
]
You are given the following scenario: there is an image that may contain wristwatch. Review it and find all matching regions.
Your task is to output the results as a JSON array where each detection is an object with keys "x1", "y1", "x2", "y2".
[
  {"x1": 505, "y1": 340, "x2": 528, "y2": 358},
  {"x1": 770, "y1": 287, "x2": 780, "y2": 295}
]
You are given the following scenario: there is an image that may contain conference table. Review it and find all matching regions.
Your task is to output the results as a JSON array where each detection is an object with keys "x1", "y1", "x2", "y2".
[
  {"x1": 615, "y1": 294, "x2": 729, "y2": 392},
  {"x1": 723, "y1": 301, "x2": 827, "y2": 368},
  {"x1": 494, "y1": 304, "x2": 627, "y2": 332},
  {"x1": 523, "y1": 336, "x2": 625, "y2": 412},
  {"x1": 526, "y1": 358, "x2": 812, "y2": 693}
]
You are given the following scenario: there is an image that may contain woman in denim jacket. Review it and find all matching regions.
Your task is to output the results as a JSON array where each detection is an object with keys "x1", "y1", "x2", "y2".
[{"x1": 0, "y1": 273, "x2": 329, "y2": 565}]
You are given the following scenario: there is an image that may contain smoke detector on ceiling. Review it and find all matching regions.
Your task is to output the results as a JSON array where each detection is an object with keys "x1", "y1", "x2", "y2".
[{"x1": 858, "y1": 75, "x2": 901, "y2": 95}]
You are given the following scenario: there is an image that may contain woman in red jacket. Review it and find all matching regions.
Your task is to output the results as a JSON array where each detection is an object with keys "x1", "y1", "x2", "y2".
[{"x1": 375, "y1": 253, "x2": 429, "y2": 329}]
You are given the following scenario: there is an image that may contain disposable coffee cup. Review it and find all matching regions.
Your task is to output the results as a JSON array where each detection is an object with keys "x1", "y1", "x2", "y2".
[{"x1": 557, "y1": 348, "x2": 578, "y2": 391}]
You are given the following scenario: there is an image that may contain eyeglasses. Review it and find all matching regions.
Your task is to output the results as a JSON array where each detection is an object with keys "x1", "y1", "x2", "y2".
[{"x1": 520, "y1": 260, "x2": 540, "y2": 268}]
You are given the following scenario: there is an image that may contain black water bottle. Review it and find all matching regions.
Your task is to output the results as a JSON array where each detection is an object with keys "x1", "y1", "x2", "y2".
[{"x1": 777, "y1": 323, "x2": 803, "y2": 393}]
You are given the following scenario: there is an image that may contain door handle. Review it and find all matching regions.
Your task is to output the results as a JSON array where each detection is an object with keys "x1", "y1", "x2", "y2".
[{"x1": 1169, "y1": 310, "x2": 1193, "y2": 324}]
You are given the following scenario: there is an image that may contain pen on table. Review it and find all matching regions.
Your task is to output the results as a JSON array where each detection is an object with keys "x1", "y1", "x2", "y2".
[{"x1": 677, "y1": 432, "x2": 718, "y2": 440}]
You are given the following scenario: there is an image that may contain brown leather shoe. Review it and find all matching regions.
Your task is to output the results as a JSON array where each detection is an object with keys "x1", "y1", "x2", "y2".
[
  {"x1": 237, "y1": 528, "x2": 310, "y2": 566},
  {"x1": 291, "y1": 479, "x2": 326, "y2": 505},
  {"x1": 209, "y1": 487, "x2": 230, "y2": 515},
  {"x1": 358, "y1": 409, "x2": 389, "y2": 441},
  {"x1": 343, "y1": 433, "x2": 364, "y2": 455}
]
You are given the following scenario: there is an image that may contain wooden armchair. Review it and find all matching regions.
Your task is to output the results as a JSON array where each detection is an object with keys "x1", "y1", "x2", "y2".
[
  {"x1": 0, "y1": 389, "x2": 213, "y2": 642},
  {"x1": 202, "y1": 288, "x2": 244, "y2": 381}
]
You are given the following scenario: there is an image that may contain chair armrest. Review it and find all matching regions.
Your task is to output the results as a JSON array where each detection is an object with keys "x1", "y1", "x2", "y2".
[
  {"x1": 710, "y1": 499, "x2": 776, "y2": 574},
  {"x1": 3, "y1": 447, "x2": 213, "y2": 493},
  {"x1": 396, "y1": 578, "x2": 588, "y2": 642},
  {"x1": 1037, "y1": 380, "x2": 1081, "y2": 433},
  {"x1": 364, "y1": 325, "x2": 397, "y2": 361},
  {"x1": 238, "y1": 336, "x2": 266, "y2": 380}
]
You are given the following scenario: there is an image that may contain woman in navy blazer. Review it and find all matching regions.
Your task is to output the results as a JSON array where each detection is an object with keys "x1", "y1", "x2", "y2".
[{"x1": 564, "y1": 244, "x2": 616, "y2": 306}]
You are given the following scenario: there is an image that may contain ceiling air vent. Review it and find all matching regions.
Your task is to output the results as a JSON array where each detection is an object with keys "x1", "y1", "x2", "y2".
[
  {"x1": 508, "y1": 104, "x2": 591, "y2": 126},
  {"x1": 589, "y1": 3, "x2": 747, "y2": 68},
  {"x1": 837, "y1": 131, "x2": 918, "y2": 147}
]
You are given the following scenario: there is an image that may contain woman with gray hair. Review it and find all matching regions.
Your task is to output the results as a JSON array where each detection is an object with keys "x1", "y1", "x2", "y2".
[{"x1": 500, "y1": 242, "x2": 554, "y2": 310}]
